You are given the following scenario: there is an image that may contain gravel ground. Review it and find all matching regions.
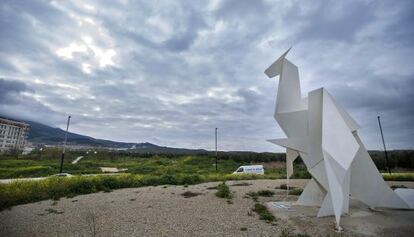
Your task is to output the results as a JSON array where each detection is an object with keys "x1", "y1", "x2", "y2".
[{"x1": 0, "y1": 179, "x2": 413, "y2": 237}]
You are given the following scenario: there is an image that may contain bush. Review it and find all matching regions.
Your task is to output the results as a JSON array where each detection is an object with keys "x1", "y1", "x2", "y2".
[
  {"x1": 100, "y1": 176, "x2": 121, "y2": 190},
  {"x1": 279, "y1": 184, "x2": 297, "y2": 190},
  {"x1": 69, "y1": 178, "x2": 96, "y2": 195},
  {"x1": 257, "y1": 190, "x2": 275, "y2": 197},
  {"x1": 288, "y1": 188, "x2": 303, "y2": 195},
  {"x1": 180, "y1": 174, "x2": 203, "y2": 185},
  {"x1": 252, "y1": 203, "x2": 277, "y2": 223},
  {"x1": 159, "y1": 174, "x2": 179, "y2": 185},
  {"x1": 215, "y1": 182, "x2": 232, "y2": 199}
]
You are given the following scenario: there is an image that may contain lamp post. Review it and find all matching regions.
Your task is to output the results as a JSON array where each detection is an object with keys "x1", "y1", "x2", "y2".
[
  {"x1": 377, "y1": 116, "x2": 391, "y2": 174},
  {"x1": 59, "y1": 115, "x2": 71, "y2": 174},
  {"x1": 215, "y1": 128, "x2": 218, "y2": 171}
]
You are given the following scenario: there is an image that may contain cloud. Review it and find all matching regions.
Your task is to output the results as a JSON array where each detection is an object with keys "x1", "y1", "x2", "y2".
[
  {"x1": 0, "y1": 78, "x2": 31, "y2": 104},
  {"x1": 0, "y1": 0, "x2": 413, "y2": 151}
]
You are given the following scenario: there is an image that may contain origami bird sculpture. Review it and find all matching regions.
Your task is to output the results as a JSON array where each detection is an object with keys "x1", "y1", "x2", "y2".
[{"x1": 264, "y1": 49, "x2": 414, "y2": 230}]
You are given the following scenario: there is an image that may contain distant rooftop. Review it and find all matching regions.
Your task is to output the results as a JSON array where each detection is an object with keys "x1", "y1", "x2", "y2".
[{"x1": 0, "y1": 117, "x2": 30, "y2": 128}]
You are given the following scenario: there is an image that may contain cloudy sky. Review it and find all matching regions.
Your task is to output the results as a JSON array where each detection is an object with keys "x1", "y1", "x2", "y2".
[{"x1": 0, "y1": 0, "x2": 413, "y2": 152}]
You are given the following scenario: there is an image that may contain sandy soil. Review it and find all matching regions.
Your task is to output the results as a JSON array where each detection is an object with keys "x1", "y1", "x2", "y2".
[{"x1": 0, "y1": 179, "x2": 413, "y2": 237}]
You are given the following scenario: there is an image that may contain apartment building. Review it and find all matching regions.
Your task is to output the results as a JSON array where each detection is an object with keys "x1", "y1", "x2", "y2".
[{"x1": 0, "y1": 117, "x2": 30, "y2": 153}]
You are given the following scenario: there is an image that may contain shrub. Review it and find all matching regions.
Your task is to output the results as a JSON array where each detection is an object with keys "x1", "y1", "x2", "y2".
[
  {"x1": 159, "y1": 174, "x2": 179, "y2": 185},
  {"x1": 100, "y1": 176, "x2": 121, "y2": 190},
  {"x1": 252, "y1": 203, "x2": 277, "y2": 223},
  {"x1": 69, "y1": 178, "x2": 96, "y2": 195},
  {"x1": 245, "y1": 191, "x2": 259, "y2": 202},
  {"x1": 292, "y1": 168, "x2": 311, "y2": 179},
  {"x1": 288, "y1": 188, "x2": 303, "y2": 195},
  {"x1": 215, "y1": 182, "x2": 232, "y2": 199},
  {"x1": 245, "y1": 190, "x2": 275, "y2": 201},
  {"x1": 257, "y1": 190, "x2": 275, "y2": 197},
  {"x1": 279, "y1": 184, "x2": 294, "y2": 190},
  {"x1": 280, "y1": 228, "x2": 310, "y2": 237},
  {"x1": 180, "y1": 174, "x2": 203, "y2": 185},
  {"x1": 181, "y1": 191, "x2": 202, "y2": 198}
]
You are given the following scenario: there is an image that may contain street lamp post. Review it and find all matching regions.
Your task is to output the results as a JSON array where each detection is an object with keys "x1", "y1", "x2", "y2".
[
  {"x1": 59, "y1": 115, "x2": 71, "y2": 174},
  {"x1": 377, "y1": 116, "x2": 391, "y2": 174},
  {"x1": 215, "y1": 128, "x2": 218, "y2": 171}
]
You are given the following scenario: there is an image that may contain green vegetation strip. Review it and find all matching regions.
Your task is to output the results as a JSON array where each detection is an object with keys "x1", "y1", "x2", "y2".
[
  {"x1": 0, "y1": 173, "x2": 270, "y2": 210},
  {"x1": 0, "y1": 154, "x2": 293, "y2": 179},
  {"x1": 382, "y1": 173, "x2": 414, "y2": 181}
]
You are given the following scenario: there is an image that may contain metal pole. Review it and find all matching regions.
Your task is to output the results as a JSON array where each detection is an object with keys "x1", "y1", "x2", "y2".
[
  {"x1": 377, "y1": 116, "x2": 391, "y2": 174},
  {"x1": 215, "y1": 128, "x2": 218, "y2": 171},
  {"x1": 59, "y1": 115, "x2": 71, "y2": 174}
]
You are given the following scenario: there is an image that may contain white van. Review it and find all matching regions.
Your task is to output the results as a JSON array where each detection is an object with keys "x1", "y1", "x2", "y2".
[{"x1": 232, "y1": 165, "x2": 264, "y2": 175}]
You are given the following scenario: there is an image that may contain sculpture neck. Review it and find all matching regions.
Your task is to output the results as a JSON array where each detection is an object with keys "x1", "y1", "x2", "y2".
[{"x1": 275, "y1": 58, "x2": 303, "y2": 114}]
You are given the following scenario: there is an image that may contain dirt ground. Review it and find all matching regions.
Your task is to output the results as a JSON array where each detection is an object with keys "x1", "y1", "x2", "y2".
[{"x1": 0, "y1": 179, "x2": 413, "y2": 237}]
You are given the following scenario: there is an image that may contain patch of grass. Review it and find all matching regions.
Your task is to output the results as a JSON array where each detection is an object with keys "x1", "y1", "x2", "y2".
[
  {"x1": 292, "y1": 167, "x2": 312, "y2": 179},
  {"x1": 45, "y1": 208, "x2": 64, "y2": 214},
  {"x1": 280, "y1": 228, "x2": 292, "y2": 237},
  {"x1": 215, "y1": 182, "x2": 232, "y2": 199},
  {"x1": 0, "y1": 173, "x2": 208, "y2": 210},
  {"x1": 257, "y1": 190, "x2": 275, "y2": 197},
  {"x1": 252, "y1": 203, "x2": 277, "y2": 223},
  {"x1": 181, "y1": 191, "x2": 202, "y2": 198},
  {"x1": 245, "y1": 191, "x2": 259, "y2": 202},
  {"x1": 279, "y1": 184, "x2": 297, "y2": 190},
  {"x1": 383, "y1": 173, "x2": 414, "y2": 181},
  {"x1": 245, "y1": 189, "x2": 275, "y2": 202},
  {"x1": 3, "y1": 153, "x2": 410, "y2": 210},
  {"x1": 230, "y1": 182, "x2": 251, "y2": 186},
  {"x1": 0, "y1": 171, "x2": 286, "y2": 210},
  {"x1": 279, "y1": 228, "x2": 310, "y2": 237},
  {"x1": 288, "y1": 188, "x2": 303, "y2": 196}
]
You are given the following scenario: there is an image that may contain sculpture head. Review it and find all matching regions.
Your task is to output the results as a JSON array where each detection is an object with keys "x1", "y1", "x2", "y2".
[{"x1": 264, "y1": 47, "x2": 291, "y2": 78}]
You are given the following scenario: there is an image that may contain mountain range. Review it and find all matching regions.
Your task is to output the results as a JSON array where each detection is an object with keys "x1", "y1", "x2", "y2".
[{"x1": 18, "y1": 119, "x2": 207, "y2": 154}]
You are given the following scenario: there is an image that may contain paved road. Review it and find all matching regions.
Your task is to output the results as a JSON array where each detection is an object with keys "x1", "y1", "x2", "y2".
[{"x1": 71, "y1": 156, "x2": 84, "y2": 164}]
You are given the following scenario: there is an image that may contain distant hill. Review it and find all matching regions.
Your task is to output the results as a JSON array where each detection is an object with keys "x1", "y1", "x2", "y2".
[
  {"x1": 18, "y1": 120, "x2": 207, "y2": 154},
  {"x1": 26, "y1": 120, "x2": 140, "y2": 148}
]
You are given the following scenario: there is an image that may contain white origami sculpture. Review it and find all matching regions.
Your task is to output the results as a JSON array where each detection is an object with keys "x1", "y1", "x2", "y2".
[{"x1": 264, "y1": 49, "x2": 414, "y2": 230}]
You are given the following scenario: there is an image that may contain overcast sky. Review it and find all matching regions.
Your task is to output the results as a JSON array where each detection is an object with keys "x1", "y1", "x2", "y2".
[{"x1": 0, "y1": 0, "x2": 413, "y2": 152}]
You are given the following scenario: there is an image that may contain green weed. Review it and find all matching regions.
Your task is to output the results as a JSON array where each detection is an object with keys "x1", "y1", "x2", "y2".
[
  {"x1": 252, "y1": 203, "x2": 277, "y2": 223},
  {"x1": 215, "y1": 182, "x2": 232, "y2": 199}
]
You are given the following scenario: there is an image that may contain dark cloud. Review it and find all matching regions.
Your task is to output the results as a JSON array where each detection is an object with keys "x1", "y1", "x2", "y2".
[
  {"x1": 0, "y1": 0, "x2": 413, "y2": 151},
  {"x1": 0, "y1": 78, "x2": 30, "y2": 104},
  {"x1": 288, "y1": 1, "x2": 375, "y2": 42}
]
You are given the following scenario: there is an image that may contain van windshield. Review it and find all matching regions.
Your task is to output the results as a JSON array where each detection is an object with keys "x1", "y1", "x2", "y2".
[{"x1": 236, "y1": 167, "x2": 244, "y2": 172}]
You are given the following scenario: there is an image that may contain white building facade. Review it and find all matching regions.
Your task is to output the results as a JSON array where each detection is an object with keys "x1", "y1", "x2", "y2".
[{"x1": 0, "y1": 118, "x2": 30, "y2": 153}]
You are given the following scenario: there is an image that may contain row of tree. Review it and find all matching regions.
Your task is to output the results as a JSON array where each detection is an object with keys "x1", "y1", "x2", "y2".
[{"x1": 2, "y1": 148, "x2": 414, "y2": 170}]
